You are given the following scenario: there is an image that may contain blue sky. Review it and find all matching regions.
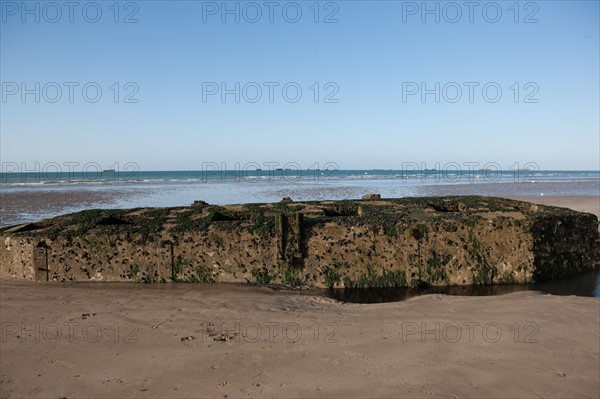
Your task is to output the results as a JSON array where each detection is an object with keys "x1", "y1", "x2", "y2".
[{"x1": 1, "y1": 0, "x2": 599, "y2": 171}]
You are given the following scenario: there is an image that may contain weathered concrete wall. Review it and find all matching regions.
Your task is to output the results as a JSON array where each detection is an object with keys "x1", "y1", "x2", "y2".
[
  {"x1": 1, "y1": 197, "x2": 598, "y2": 287},
  {"x1": 1, "y1": 236, "x2": 36, "y2": 280}
]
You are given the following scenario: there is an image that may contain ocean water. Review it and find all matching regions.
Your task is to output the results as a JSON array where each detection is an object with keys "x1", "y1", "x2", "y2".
[
  {"x1": 2, "y1": 169, "x2": 599, "y2": 188},
  {"x1": 0, "y1": 169, "x2": 599, "y2": 227}
]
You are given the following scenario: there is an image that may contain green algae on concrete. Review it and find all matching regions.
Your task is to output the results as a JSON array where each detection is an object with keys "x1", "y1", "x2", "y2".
[{"x1": 1, "y1": 196, "x2": 598, "y2": 287}]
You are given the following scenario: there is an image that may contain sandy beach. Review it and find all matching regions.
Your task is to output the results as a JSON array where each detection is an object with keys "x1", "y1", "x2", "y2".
[
  {"x1": 1, "y1": 281, "x2": 598, "y2": 398},
  {"x1": 1, "y1": 196, "x2": 598, "y2": 398},
  {"x1": 3, "y1": 0, "x2": 598, "y2": 395},
  {"x1": 511, "y1": 196, "x2": 600, "y2": 218}
]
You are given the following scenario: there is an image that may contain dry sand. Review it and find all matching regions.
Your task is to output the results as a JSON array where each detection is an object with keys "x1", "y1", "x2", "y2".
[
  {"x1": 1, "y1": 196, "x2": 599, "y2": 398},
  {"x1": 511, "y1": 196, "x2": 600, "y2": 218},
  {"x1": 1, "y1": 282, "x2": 598, "y2": 398}
]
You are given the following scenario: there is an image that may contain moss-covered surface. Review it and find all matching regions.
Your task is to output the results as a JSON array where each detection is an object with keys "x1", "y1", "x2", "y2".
[{"x1": 1, "y1": 196, "x2": 598, "y2": 287}]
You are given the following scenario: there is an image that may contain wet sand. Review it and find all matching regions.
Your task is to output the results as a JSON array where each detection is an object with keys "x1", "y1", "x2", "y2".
[
  {"x1": 0, "y1": 195, "x2": 599, "y2": 398},
  {"x1": 2, "y1": 180, "x2": 598, "y2": 228},
  {"x1": 0, "y1": 188, "x2": 150, "y2": 228}
]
